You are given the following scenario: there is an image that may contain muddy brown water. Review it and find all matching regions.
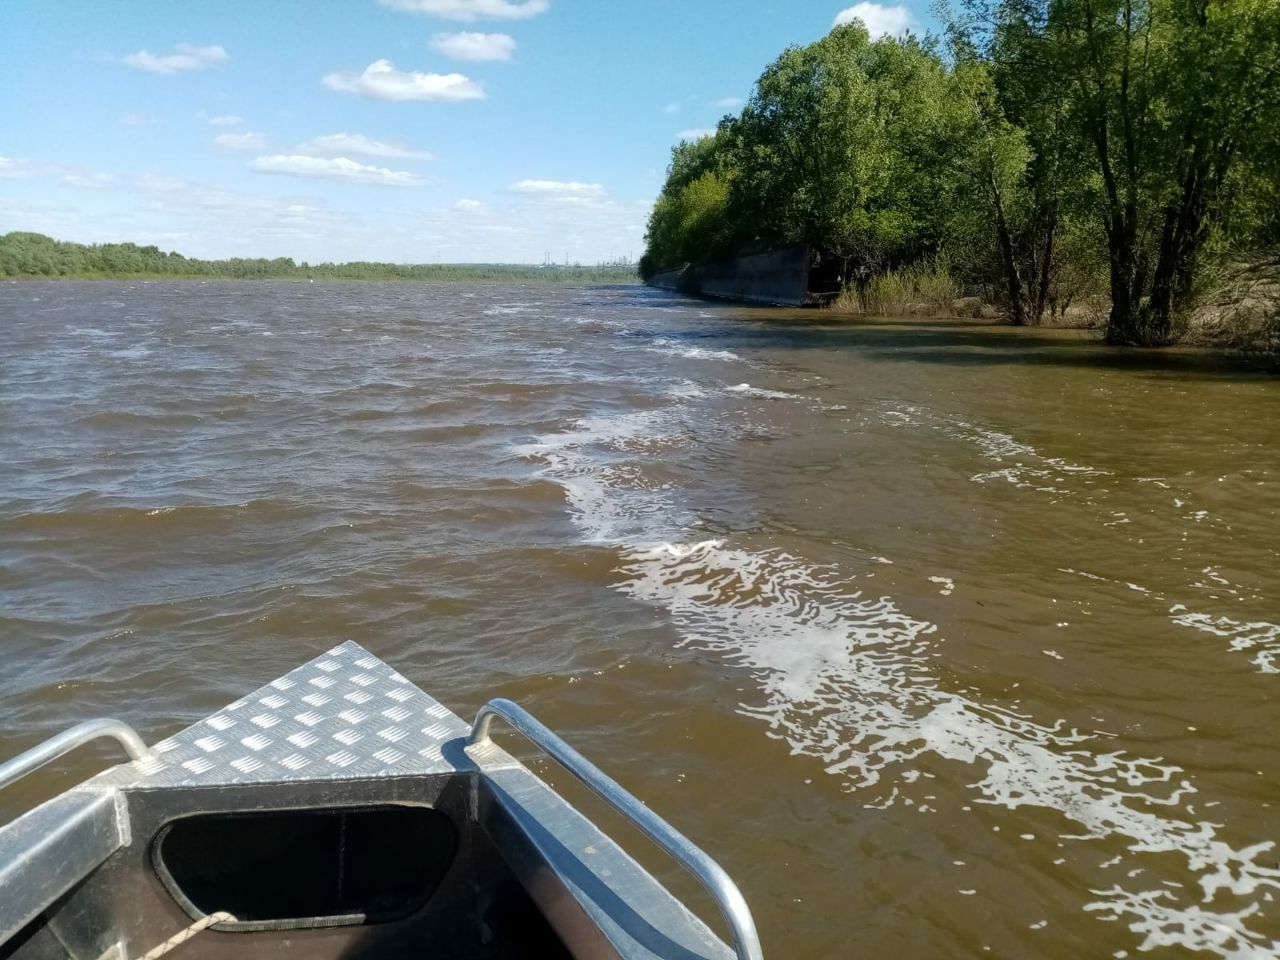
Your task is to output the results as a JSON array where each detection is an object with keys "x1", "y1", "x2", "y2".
[{"x1": 2, "y1": 280, "x2": 1278, "y2": 958}]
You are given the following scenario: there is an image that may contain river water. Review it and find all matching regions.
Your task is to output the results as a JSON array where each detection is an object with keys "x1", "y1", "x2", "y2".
[{"x1": 2, "y1": 280, "x2": 1278, "y2": 958}]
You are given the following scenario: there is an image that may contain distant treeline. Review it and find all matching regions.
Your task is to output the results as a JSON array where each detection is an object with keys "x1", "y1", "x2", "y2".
[
  {"x1": 0, "y1": 232, "x2": 639, "y2": 284},
  {"x1": 642, "y1": 2, "x2": 1280, "y2": 346}
]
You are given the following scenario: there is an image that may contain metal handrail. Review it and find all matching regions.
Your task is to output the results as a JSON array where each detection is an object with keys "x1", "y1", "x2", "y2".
[
  {"x1": 467, "y1": 698, "x2": 763, "y2": 960},
  {"x1": 0, "y1": 719, "x2": 150, "y2": 792}
]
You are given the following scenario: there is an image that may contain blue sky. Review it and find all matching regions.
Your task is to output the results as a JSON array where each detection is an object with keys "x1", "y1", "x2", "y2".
[{"x1": 1, "y1": 0, "x2": 932, "y2": 264}]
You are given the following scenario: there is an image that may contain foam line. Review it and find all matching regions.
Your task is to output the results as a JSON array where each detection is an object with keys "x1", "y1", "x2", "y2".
[{"x1": 516, "y1": 359, "x2": 1280, "y2": 956}]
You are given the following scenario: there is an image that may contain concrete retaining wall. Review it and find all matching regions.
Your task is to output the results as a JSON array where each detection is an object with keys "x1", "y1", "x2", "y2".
[
  {"x1": 645, "y1": 246, "x2": 811, "y2": 306},
  {"x1": 648, "y1": 268, "x2": 686, "y2": 293}
]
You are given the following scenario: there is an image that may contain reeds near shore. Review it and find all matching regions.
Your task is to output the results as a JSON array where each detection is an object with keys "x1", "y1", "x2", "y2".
[{"x1": 830, "y1": 257, "x2": 963, "y2": 316}]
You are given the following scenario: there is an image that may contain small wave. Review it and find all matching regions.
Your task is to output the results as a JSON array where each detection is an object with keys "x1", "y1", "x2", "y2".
[
  {"x1": 515, "y1": 408, "x2": 692, "y2": 543},
  {"x1": 667, "y1": 381, "x2": 709, "y2": 400},
  {"x1": 1169, "y1": 606, "x2": 1280, "y2": 674},
  {"x1": 0, "y1": 499, "x2": 302, "y2": 536},
  {"x1": 726, "y1": 382, "x2": 800, "y2": 400},
  {"x1": 647, "y1": 337, "x2": 743, "y2": 363},
  {"x1": 519, "y1": 384, "x2": 1280, "y2": 956},
  {"x1": 484, "y1": 304, "x2": 537, "y2": 316},
  {"x1": 876, "y1": 402, "x2": 1111, "y2": 492},
  {"x1": 615, "y1": 538, "x2": 1280, "y2": 955},
  {"x1": 108, "y1": 345, "x2": 151, "y2": 359},
  {"x1": 74, "y1": 411, "x2": 203, "y2": 429}
]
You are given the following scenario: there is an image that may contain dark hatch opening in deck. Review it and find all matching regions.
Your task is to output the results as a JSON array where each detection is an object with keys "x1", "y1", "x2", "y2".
[{"x1": 153, "y1": 805, "x2": 457, "y2": 930}]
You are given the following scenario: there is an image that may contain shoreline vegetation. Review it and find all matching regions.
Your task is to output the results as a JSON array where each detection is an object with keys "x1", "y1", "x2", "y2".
[
  {"x1": 640, "y1": 5, "x2": 1280, "y2": 356},
  {"x1": 0, "y1": 232, "x2": 639, "y2": 284}
]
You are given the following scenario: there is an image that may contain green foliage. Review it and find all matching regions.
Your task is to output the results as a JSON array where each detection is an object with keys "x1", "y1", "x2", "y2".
[
  {"x1": 956, "y1": 0, "x2": 1280, "y2": 342},
  {"x1": 644, "y1": 4, "x2": 1280, "y2": 346},
  {"x1": 831, "y1": 256, "x2": 962, "y2": 314},
  {"x1": 0, "y1": 233, "x2": 640, "y2": 283},
  {"x1": 643, "y1": 134, "x2": 737, "y2": 276},
  {"x1": 728, "y1": 25, "x2": 968, "y2": 271}
]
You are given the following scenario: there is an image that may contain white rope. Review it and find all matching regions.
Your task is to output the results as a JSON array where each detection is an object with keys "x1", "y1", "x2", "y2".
[{"x1": 135, "y1": 912, "x2": 236, "y2": 960}]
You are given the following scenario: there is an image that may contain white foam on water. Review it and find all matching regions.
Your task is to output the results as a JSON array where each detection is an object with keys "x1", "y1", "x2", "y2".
[
  {"x1": 484, "y1": 303, "x2": 538, "y2": 316},
  {"x1": 1169, "y1": 607, "x2": 1280, "y2": 675},
  {"x1": 616, "y1": 539, "x2": 1280, "y2": 955},
  {"x1": 109, "y1": 345, "x2": 151, "y2": 359},
  {"x1": 1061, "y1": 567, "x2": 1276, "y2": 674},
  {"x1": 517, "y1": 367, "x2": 1280, "y2": 956},
  {"x1": 727, "y1": 382, "x2": 801, "y2": 400},
  {"x1": 1086, "y1": 889, "x2": 1279, "y2": 958},
  {"x1": 514, "y1": 406, "x2": 692, "y2": 544},
  {"x1": 875, "y1": 402, "x2": 1110, "y2": 491},
  {"x1": 960, "y1": 423, "x2": 1109, "y2": 488},
  {"x1": 667, "y1": 381, "x2": 709, "y2": 400},
  {"x1": 647, "y1": 337, "x2": 743, "y2": 363}
]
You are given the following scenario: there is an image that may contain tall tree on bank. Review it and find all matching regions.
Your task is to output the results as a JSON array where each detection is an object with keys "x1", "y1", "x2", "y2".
[
  {"x1": 949, "y1": 61, "x2": 1047, "y2": 325},
  {"x1": 947, "y1": 4, "x2": 1091, "y2": 327},
  {"x1": 724, "y1": 24, "x2": 963, "y2": 286},
  {"x1": 961, "y1": 0, "x2": 1280, "y2": 344}
]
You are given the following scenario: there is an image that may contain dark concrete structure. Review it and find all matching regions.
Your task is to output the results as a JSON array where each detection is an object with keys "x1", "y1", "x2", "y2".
[{"x1": 647, "y1": 246, "x2": 822, "y2": 307}]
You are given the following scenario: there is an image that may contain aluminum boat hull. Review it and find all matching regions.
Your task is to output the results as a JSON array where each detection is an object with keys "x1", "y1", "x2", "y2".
[{"x1": 0, "y1": 642, "x2": 751, "y2": 960}]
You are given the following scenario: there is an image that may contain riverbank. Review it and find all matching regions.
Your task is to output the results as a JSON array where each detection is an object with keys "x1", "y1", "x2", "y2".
[
  {"x1": 0, "y1": 231, "x2": 639, "y2": 284},
  {"x1": 825, "y1": 295, "x2": 1280, "y2": 360},
  {"x1": 4, "y1": 271, "x2": 641, "y2": 284},
  {"x1": 641, "y1": 16, "x2": 1279, "y2": 348}
]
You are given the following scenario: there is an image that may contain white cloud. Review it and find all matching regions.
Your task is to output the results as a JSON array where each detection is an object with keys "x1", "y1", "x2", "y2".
[
  {"x1": 208, "y1": 114, "x2": 243, "y2": 127},
  {"x1": 377, "y1": 0, "x2": 548, "y2": 21},
  {"x1": 714, "y1": 96, "x2": 744, "y2": 109},
  {"x1": 430, "y1": 31, "x2": 516, "y2": 61},
  {"x1": 249, "y1": 154, "x2": 425, "y2": 187},
  {"x1": 833, "y1": 3, "x2": 914, "y2": 38},
  {"x1": 298, "y1": 133, "x2": 432, "y2": 159},
  {"x1": 415, "y1": 193, "x2": 648, "y2": 263},
  {"x1": 121, "y1": 43, "x2": 228, "y2": 75},
  {"x1": 0, "y1": 157, "x2": 33, "y2": 179},
  {"x1": 663, "y1": 103, "x2": 681, "y2": 114},
  {"x1": 62, "y1": 173, "x2": 114, "y2": 189},
  {"x1": 135, "y1": 174, "x2": 188, "y2": 193},
  {"x1": 213, "y1": 131, "x2": 268, "y2": 151},
  {"x1": 510, "y1": 179, "x2": 606, "y2": 197},
  {"x1": 120, "y1": 112, "x2": 151, "y2": 127},
  {"x1": 3, "y1": 172, "x2": 647, "y2": 264},
  {"x1": 453, "y1": 198, "x2": 485, "y2": 210},
  {"x1": 675, "y1": 128, "x2": 716, "y2": 142},
  {"x1": 322, "y1": 59, "x2": 484, "y2": 102}
]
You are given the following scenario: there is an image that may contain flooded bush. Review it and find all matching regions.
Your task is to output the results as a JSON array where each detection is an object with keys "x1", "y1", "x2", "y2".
[{"x1": 831, "y1": 257, "x2": 963, "y2": 316}]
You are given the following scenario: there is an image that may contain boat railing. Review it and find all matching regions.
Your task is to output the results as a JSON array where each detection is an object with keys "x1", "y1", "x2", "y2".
[
  {"x1": 0, "y1": 719, "x2": 150, "y2": 793},
  {"x1": 467, "y1": 698, "x2": 764, "y2": 960}
]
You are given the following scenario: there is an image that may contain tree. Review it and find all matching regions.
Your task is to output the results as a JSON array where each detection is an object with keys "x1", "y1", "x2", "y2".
[
  {"x1": 975, "y1": 0, "x2": 1280, "y2": 343},
  {"x1": 723, "y1": 24, "x2": 962, "y2": 282},
  {"x1": 642, "y1": 132, "x2": 736, "y2": 276}
]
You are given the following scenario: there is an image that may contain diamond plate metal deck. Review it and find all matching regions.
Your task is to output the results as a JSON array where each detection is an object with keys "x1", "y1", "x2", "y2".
[{"x1": 94, "y1": 642, "x2": 474, "y2": 789}]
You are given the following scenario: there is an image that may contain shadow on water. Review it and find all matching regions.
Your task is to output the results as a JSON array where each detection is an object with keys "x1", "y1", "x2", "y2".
[{"x1": 666, "y1": 306, "x2": 1279, "y2": 381}]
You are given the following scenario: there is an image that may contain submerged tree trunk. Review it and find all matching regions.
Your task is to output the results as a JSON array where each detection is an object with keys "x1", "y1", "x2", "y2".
[
  {"x1": 990, "y1": 173, "x2": 1027, "y2": 326},
  {"x1": 1145, "y1": 137, "x2": 1233, "y2": 342},
  {"x1": 1031, "y1": 214, "x2": 1057, "y2": 325},
  {"x1": 1104, "y1": 220, "x2": 1143, "y2": 344}
]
